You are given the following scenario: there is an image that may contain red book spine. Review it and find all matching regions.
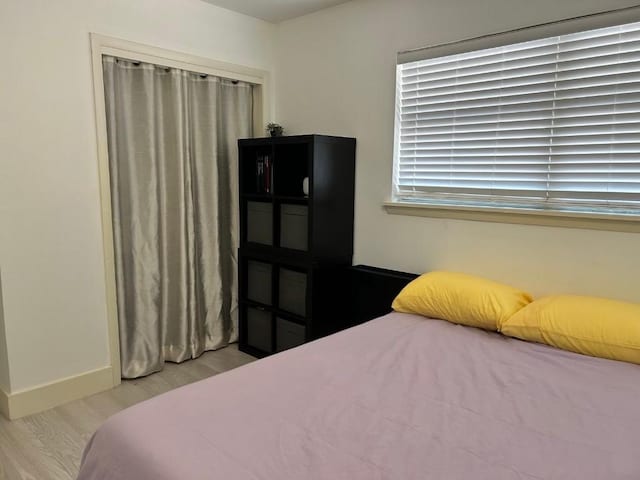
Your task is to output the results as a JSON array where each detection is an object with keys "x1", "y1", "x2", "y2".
[{"x1": 264, "y1": 156, "x2": 271, "y2": 193}]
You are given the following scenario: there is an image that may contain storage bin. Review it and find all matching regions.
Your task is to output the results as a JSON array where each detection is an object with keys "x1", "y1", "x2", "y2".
[
  {"x1": 280, "y1": 204, "x2": 308, "y2": 250},
  {"x1": 276, "y1": 317, "x2": 306, "y2": 352},
  {"x1": 247, "y1": 201, "x2": 272, "y2": 245},
  {"x1": 247, "y1": 260, "x2": 272, "y2": 305},
  {"x1": 279, "y1": 268, "x2": 307, "y2": 316},
  {"x1": 246, "y1": 307, "x2": 272, "y2": 352}
]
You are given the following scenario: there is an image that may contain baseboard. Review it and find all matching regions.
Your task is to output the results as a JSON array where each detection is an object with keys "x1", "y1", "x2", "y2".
[
  {"x1": 0, "y1": 386, "x2": 9, "y2": 419},
  {"x1": 2, "y1": 366, "x2": 114, "y2": 420}
]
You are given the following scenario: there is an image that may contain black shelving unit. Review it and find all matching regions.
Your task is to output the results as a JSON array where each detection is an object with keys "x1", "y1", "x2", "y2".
[{"x1": 237, "y1": 134, "x2": 356, "y2": 357}]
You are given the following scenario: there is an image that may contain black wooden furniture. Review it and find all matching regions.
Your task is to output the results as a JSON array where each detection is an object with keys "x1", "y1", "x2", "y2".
[
  {"x1": 347, "y1": 265, "x2": 418, "y2": 328},
  {"x1": 238, "y1": 134, "x2": 356, "y2": 357}
]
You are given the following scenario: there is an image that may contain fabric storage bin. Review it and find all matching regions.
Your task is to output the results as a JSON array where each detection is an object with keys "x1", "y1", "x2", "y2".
[
  {"x1": 280, "y1": 204, "x2": 308, "y2": 250},
  {"x1": 246, "y1": 307, "x2": 272, "y2": 352},
  {"x1": 247, "y1": 260, "x2": 272, "y2": 305},
  {"x1": 279, "y1": 268, "x2": 307, "y2": 316},
  {"x1": 247, "y1": 201, "x2": 273, "y2": 245},
  {"x1": 276, "y1": 317, "x2": 306, "y2": 352}
]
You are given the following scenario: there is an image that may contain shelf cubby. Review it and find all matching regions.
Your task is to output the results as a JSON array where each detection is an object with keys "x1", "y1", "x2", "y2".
[
  {"x1": 278, "y1": 267, "x2": 307, "y2": 317},
  {"x1": 246, "y1": 201, "x2": 273, "y2": 246},
  {"x1": 241, "y1": 145, "x2": 273, "y2": 196},
  {"x1": 276, "y1": 317, "x2": 306, "y2": 352},
  {"x1": 273, "y1": 143, "x2": 309, "y2": 197},
  {"x1": 246, "y1": 260, "x2": 272, "y2": 305},
  {"x1": 245, "y1": 306, "x2": 273, "y2": 353},
  {"x1": 279, "y1": 204, "x2": 308, "y2": 251}
]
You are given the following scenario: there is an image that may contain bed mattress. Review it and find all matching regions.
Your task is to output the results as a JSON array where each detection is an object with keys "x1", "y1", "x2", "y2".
[{"x1": 77, "y1": 312, "x2": 640, "y2": 479}]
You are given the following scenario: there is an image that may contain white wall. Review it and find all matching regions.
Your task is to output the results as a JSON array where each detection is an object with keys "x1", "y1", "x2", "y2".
[
  {"x1": 0, "y1": 271, "x2": 10, "y2": 393},
  {"x1": 0, "y1": 0, "x2": 275, "y2": 393},
  {"x1": 275, "y1": 0, "x2": 640, "y2": 303}
]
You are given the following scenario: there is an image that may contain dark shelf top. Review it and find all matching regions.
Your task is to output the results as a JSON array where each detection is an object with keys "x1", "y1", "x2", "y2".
[{"x1": 238, "y1": 134, "x2": 356, "y2": 146}]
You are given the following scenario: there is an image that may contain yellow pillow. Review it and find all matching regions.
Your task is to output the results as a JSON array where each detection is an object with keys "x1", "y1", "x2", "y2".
[
  {"x1": 501, "y1": 295, "x2": 640, "y2": 365},
  {"x1": 391, "y1": 271, "x2": 532, "y2": 331}
]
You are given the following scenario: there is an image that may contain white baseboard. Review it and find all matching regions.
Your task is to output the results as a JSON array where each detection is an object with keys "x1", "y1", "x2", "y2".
[
  {"x1": 0, "y1": 386, "x2": 9, "y2": 419},
  {"x1": 1, "y1": 366, "x2": 114, "y2": 420}
]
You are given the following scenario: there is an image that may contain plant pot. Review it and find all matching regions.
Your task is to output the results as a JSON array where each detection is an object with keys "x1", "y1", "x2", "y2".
[{"x1": 267, "y1": 125, "x2": 283, "y2": 137}]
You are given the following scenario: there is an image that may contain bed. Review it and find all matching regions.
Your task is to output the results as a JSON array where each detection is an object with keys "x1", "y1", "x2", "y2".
[{"x1": 77, "y1": 312, "x2": 640, "y2": 479}]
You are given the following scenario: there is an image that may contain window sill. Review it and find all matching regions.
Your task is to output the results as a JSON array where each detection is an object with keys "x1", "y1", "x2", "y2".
[{"x1": 383, "y1": 201, "x2": 640, "y2": 233}]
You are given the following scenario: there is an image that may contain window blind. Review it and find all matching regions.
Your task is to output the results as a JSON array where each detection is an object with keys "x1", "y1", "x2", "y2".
[{"x1": 394, "y1": 16, "x2": 640, "y2": 213}]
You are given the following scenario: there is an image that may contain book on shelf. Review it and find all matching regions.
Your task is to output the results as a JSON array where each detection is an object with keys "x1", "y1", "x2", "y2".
[
  {"x1": 255, "y1": 154, "x2": 272, "y2": 194},
  {"x1": 256, "y1": 156, "x2": 263, "y2": 193}
]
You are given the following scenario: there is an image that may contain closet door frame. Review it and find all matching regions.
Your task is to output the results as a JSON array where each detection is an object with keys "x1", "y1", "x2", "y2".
[{"x1": 90, "y1": 33, "x2": 271, "y2": 386}]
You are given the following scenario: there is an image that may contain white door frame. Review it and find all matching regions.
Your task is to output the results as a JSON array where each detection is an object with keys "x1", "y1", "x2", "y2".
[{"x1": 89, "y1": 33, "x2": 271, "y2": 386}]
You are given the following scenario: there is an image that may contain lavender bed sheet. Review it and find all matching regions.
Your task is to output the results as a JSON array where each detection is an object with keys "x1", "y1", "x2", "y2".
[{"x1": 77, "y1": 312, "x2": 640, "y2": 480}]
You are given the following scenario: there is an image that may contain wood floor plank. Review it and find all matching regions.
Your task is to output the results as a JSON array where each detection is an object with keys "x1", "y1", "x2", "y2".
[
  {"x1": 0, "y1": 415, "x2": 71, "y2": 480},
  {"x1": 20, "y1": 410, "x2": 86, "y2": 478},
  {"x1": 0, "y1": 345, "x2": 255, "y2": 480}
]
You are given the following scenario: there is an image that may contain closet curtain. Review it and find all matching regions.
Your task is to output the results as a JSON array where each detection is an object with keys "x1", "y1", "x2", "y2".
[{"x1": 102, "y1": 55, "x2": 253, "y2": 378}]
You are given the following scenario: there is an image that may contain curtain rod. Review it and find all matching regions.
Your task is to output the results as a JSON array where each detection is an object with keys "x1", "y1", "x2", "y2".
[
  {"x1": 111, "y1": 56, "x2": 240, "y2": 83},
  {"x1": 398, "y1": 3, "x2": 640, "y2": 58}
]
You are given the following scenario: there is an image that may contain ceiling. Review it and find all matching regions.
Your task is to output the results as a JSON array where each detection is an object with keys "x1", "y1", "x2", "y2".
[{"x1": 201, "y1": 0, "x2": 352, "y2": 23}]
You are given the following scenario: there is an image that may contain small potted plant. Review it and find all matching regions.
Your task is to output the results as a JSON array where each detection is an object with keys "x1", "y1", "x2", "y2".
[{"x1": 266, "y1": 122, "x2": 284, "y2": 137}]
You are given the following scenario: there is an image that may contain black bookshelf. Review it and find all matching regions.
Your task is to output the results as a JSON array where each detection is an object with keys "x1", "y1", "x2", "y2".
[{"x1": 238, "y1": 134, "x2": 356, "y2": 357}]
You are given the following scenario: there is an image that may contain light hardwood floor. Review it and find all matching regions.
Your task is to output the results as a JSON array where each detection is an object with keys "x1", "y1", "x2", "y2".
[{"x1": 0, "y1": 345, "x2": 255, "y2": 480}]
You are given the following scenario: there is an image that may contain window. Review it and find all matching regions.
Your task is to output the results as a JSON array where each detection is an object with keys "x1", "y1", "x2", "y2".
[{"x1": 393, "y1": 14, "x2": 640, "y2": 217}]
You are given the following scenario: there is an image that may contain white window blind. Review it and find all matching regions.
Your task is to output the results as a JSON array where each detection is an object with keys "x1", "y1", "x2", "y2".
[{"x1": 394, "y1": 16, "x2": 640, "y2": 214}]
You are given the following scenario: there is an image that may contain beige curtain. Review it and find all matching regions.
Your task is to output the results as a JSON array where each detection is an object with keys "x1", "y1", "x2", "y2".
[{"x1": 103, "y1": 56, "x2": 252, "y2": 378}]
